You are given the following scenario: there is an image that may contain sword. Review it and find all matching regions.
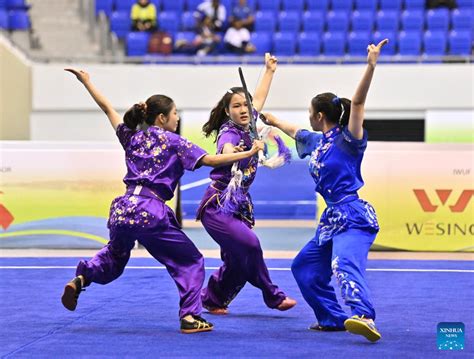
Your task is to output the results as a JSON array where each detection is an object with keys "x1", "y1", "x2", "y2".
[{"x1": 238, "y1": 67, "x2": 265, "y2": 164}]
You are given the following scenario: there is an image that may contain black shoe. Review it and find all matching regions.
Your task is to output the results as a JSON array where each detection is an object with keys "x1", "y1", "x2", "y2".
[
  {"x1": 61, "y1": 276, "x2": 84, "y2": 311},
  {"x1": 309, "y1": 323, "x2": 346, "y2": 332},
  {"x1": 180, "y1": 315, "x2": 214, "y2": 334}
]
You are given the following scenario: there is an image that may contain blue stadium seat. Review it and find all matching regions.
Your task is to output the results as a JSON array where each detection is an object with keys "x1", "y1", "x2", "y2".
[
  {"x1": 282, "y1": 0, "x2": 304, "y2": 11},
  {"x1": 327, "y1": 11, "x2": 350, "y2": 32},
  {"x1": 181, "y1": 11, "x2": 196, "y2": 31},
  {"x1": 451, "y1": 9, "x2": 473, "y2": 32},
  {"x1": 376, "y1": 10, "x2": 399, "y2": 33},
  {"x1": 220, "y1": 0, "x2": 233, "y2": 13},
  {"x1": 159, "y1": 11, "x2": 179, "y2": 33},
  {"x1": 0, "y1": 9, "x2": 7, "y2": 28},
  {"x1": 398, "y1": 30, "x2": 422, "y2": 55},
  {"x1": 379, "y1": 0, "x2": 402, "y2": 11},
  {"x1": 126, "y1": 31, "x2": 150, "y2": 56},
  {"x1": 354, "y1": 0, "x2": 377, "y2": 11},
  {"x1": 448, "y1": 30, "x2": 472, "y2": 55},
  {"x1": 96, "y1": 0, "x2": 113, "y2": 16},
  {"x1": 456, "y1": 0, "x2": 474, "y2": 9},
  {"x1": 149, "y1": 0, "x2": 161, "y2": 10},
  {"x1": 6, "y1": 0, "x2": 28, "y2": 9},
  {"x1": 331, "y1": 0, "x2": 354, "y2": 13},
  {"x1": 0, "y1": 0, "x2": 6, "y2": 8},
  {"x1": 115, "y1": 0, "x2": 135, "y2": 12},
  {"x1": 303, "y1": 11, "x2": 325, "y2": 33},
  {"x1": 230, "y1": 0, "x2": 257, "y2": 11},
  {"x1": 322, "y1": 31, "x2": 346, "y2": 56},
  {"x1": 347, "y1": 31, "x2": 371, "y2": 55},
  {"x1": 403, "y1": 0, "x2": 424, "y2": 10},
  {"x1": 8, "y1": 10, "x2": 29, "y2": 30},
  {"x1": 278, "y1": 11, "x2": 301, "y2": 33},
  {"x1": 351, "y1": 10, "x2": 374, "y2": 33},
  {"x1": 426, "y1": 9, "x2": 450, "y2": 32},
  {"x1": 307, "y1": 0, "x2": 330, "y2": 12},
  {"x1": 258, "y1": 0, "x2": 280, "y2": 13},
  {"x1": 174, "y1": 31, "x2": 195, "y2": 44},
  {"x1": 373, "y1": 30, "x2": 397, "y2": 54},
  {"x1": 298, "y1": 31, "x2": 321, "y2": 55},
  {"x1": 110, "y1": 11, "x2": 131, "y2": 39},
  {"x1": 251, "y1": 32, "x2": 272, "y2": 53},
  {"x1": 255, "y1": 11, "x2": 276, "y2": 32},
  {"x1": 401, "y1": 10, "x2": 424, "y2": 32},
  {"x1": 273, "y1": 32, "x2": 297, "y2": 55},
  {"x1": 187, "y1": 0, "x2": 202, "y2": 11},
  {"x1": 162, "y1": 0, "x2": 185, "y2": 13},
  {"x1": 423, "y1": 31, "x2": 447, "y2": 56}
]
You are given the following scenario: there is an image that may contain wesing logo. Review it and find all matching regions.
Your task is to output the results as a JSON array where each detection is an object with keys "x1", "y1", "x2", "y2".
[
  {"x1": 413, "y1": 189, "x2": 473, "y2": 213},
  {"x1": 406, "y1": 189, "x2": 473, "y2": 236}
]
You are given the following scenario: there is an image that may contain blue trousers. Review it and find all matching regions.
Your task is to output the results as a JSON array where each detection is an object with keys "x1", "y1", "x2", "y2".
[{"x1": 291, "y1": 228, "x2": 376, "y2": 328}]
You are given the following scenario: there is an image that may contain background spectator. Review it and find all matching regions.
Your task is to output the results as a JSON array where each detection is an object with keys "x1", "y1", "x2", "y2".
[
  {"x1": 223, "y1": 23, "x2": 255, "y2": 54},
  {"x1": 230, "y1": 0, "x2": 255, "y2": 31},
  {"x1": 223, "y1": 0, "x2": 255, "y2": 53},
  {"x1": 194, "y1": 0, "x2": 227, "y2": 32},
  {"x1": 130, "y1": 0, "x2": 157, "y2": 32},
  {"x1": 195, "y1": 16, "x2": 222, "y2": 55},
  {"x1": 175, "y1": 17, "x2": 222, "y2": 55}
]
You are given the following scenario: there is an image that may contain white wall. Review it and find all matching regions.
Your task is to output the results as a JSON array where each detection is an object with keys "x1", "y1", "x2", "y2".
[
  {"x1": 0, "y1": 37, "x2": 31, "y2": 140},
  {"x1": 31, "y1": 63, "x2": 474, "y2": 141}
]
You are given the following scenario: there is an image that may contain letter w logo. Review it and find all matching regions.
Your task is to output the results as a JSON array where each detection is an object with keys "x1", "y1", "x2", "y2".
[
  {"x1": 413, "y1": 189, "x2": 474, "y2": 212},
  {"x1": 0, "y1": 191, "x2": 14, "y2": 230}
]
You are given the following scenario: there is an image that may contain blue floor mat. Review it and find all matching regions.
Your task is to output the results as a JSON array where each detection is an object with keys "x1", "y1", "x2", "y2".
[{"x1": 1, "y1": 258, "x2": 473, "y2": 358}]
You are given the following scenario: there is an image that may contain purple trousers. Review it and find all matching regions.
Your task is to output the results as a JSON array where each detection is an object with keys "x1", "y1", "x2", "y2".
[
  {"x1": 200, "y1": 203, "x2": 286, "y2": 309},
  {"x1": 76, "y1": 197, "x2": 204, "y2": 319}
]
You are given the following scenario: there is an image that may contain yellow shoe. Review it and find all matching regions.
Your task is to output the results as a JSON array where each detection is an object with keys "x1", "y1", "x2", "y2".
[{"x1": 344, "y1": 315, "x2": 381, "y2": 342}]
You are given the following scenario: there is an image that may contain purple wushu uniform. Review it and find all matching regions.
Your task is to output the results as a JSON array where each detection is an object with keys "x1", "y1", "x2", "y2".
[
  {"x1": 291, "y1": 126, "x2": 380, "y2": 329},
  {"x1": 197, "y1": 120, "x2": 286, "y2": 309},
  {"x1": 76, "y1": 124, "x2": 207, "y2": 319}
]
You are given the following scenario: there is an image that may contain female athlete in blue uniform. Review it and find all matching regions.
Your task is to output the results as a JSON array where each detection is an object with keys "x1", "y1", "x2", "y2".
[{"x1": 262, "y1": 39, "x2": 388, "y2": 342}]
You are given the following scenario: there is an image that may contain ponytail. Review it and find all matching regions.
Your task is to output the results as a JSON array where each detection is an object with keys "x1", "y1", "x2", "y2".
[
  {"x1": 123, "y1": 102, "x2": 147, "y2": 130},
  {"x1": 339, "y1": 98, "x2": 351, "y2": 127},
  {"x1": 311, "y1": 93, "x2": 352, "y2": 127},
  {"x1": 123, "y1": 95, "x2": 175, "y2": 130},
  {"x1": 202, "y1": 96, "x2": 228, "y2": 140},
  {"x1": 202, "y1": 87, "x2": 248, "y2": 141}
]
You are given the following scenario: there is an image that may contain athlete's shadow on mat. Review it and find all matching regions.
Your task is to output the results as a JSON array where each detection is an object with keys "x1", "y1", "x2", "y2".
[{"x1": 215, "y1": 313, "x2": 299, "y2": 320}]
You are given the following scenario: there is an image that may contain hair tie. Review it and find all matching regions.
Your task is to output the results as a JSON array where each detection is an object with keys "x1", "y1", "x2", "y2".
[{"x1": 332, "y1": 96, "x2": 345, "y2": 124}]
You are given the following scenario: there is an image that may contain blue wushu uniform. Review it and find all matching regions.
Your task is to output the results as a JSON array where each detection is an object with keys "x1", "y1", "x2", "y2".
[{"x1": 291, "y1": 126, "x2": 379, "y2": 329}]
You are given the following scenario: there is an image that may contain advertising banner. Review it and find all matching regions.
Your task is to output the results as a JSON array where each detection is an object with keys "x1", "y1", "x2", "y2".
[
  {"x1": 1, "y1": 139, "x2": 472, "y2": 251},
  {"x1": 1, "y1": 142, "x2": 136, "y2": 248},
  {"x1": 342, "y1": 143, "x2": 473, "y2": 252}
]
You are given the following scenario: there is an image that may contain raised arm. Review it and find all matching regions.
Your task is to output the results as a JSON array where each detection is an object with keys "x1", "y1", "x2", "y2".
[
  {"x1": 261, "y1": 113, "x2": 302, "y2": 140},
  {"x1": 199, "y1": 140, "x2": 264, "y2": 167},
  {"x1": 348, "y1": 39, "x2": 388, "y2": 140},
  {"x1": 64, "y1": 68, "x2": 122, "y2": 130},
  {"x1": 252, "y1": 53, "x2": 277, "y2": 112}
]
